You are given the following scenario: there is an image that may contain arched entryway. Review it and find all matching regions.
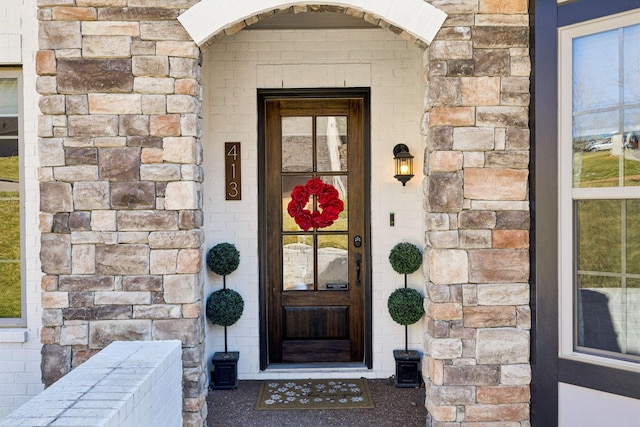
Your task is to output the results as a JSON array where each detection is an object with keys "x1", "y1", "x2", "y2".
[
  {"x1": 180, "y1": 0, "x2": 533, "y2": 424},
  {"x1": 196, "y1": 5, "x2": 434, "y2": 376},
  {"x1": 179, "y1": 0, "x2": 446, "y2": 47}
]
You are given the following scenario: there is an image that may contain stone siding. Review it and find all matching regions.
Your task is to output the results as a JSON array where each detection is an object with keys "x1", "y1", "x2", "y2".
[
  {"x1": 424, "y1": 0, "x2": 531, "y2": 425},
  {"x1": 36, "y1": 1, "x2": 206, "y2": 426}
]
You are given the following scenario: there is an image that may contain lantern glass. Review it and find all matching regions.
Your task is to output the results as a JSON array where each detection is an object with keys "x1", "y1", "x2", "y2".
[{"x1": 393, "y1": 144, "x2": 414, "y2": 186}]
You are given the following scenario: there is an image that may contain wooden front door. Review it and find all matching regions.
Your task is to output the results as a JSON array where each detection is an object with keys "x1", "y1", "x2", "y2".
[{"x1": 259, "y1": 90, "x2": 369, "y2": 366}]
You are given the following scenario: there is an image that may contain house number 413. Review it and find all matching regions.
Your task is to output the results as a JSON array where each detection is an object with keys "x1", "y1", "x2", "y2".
[{"x1": 225, "y1": 142, "x2": 241, "y2": 200}]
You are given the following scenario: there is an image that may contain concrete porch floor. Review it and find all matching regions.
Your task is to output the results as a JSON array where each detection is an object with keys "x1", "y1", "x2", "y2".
[{"x1": 206, "y1": 378, "x2": 428, "y2": 426}]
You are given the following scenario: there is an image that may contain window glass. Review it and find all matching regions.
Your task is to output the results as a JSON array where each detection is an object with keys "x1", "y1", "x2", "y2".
[
  {"x1": 571, "y1": 23, "x2": 640, "y2": 188},
  {"x1": 566, "y1": 18, "x2": 640, "y2": 363},
  {"x1": 0, "y1": 76, "x2": 20, "y2": 319},
  {"x1": 576, "y1": 200, "x2": 639, "y2": 358}
]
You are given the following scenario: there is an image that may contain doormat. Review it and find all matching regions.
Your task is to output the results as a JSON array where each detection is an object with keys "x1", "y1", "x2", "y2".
[{"x1": 255, "y1": 379, "x2": 375, "y2": 410}]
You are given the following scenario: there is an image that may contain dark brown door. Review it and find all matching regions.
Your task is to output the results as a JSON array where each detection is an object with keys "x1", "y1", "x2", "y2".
[{"x1": 263, "y1": 96, "x2": 367, "y2": 364}]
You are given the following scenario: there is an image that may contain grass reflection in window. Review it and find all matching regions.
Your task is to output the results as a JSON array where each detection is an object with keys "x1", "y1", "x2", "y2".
[
  {"x1": 574, "y1": 151, "x2": 640, "y2": 187},
  {"x1": 0, "y1": 155, "x2": 20, "y2": 318}
]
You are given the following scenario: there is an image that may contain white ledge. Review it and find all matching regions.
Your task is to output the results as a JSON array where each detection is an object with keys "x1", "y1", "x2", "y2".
[
  {"x1": 179, "y1": 0, "x2": 447, "y2": 46},
  {"x1": 1, "y1": 341, "x2": 183, "y2": 427},
  {"x1": 0, "y1": 328, "x2": 28, "y2": 343}
]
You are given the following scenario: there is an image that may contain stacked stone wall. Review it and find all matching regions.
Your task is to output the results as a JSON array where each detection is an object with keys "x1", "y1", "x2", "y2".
[
  {"x1": 423, "y1": 0, "x2": 531, "y2": 426},
  {"x1": 35, "y1": 1, "x2": 206, "y2": 425}
]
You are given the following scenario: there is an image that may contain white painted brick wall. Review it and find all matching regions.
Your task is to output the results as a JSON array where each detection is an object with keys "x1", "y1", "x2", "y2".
[
  {"x1": 0, "y1": 0, "x2": 44, "y2": 418},
  {"x1": 0, "y1": 341, "x2": 183, "y2": 427},
  {"x1": 0, "y1": 0, "x2": 22, "y2": 63},
  {"x1": 202, "y1": 28, "x2": 425, "y2": 379}
]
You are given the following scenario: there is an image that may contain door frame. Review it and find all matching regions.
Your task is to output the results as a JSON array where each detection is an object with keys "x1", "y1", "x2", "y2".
[{"x1": 257, "y1": 88, "x2": 372, "y2": 370}]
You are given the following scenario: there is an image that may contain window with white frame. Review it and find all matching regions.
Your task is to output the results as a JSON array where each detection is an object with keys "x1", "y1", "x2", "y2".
[
  {"x1": 559, "y1": 11, "x2": 640, "y2": 367},
  {"x1": 0, "y1": 70, "x2": 21, "y2": 320}
]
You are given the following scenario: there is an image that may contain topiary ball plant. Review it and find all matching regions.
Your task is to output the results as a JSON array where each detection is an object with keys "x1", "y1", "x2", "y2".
[
  {"x1": 206, "y1": 242, "x2": 244, "y2": 354},
  {"x1": 206, "y1": 288, "x2": 244, "y2": 327},
  {"x1": 206, "y1": 242, "x2": 240, "y2": 276},
  {"x1": 388, "y1": 242, "x2": 422, "y2": 275},
  {"x1": 387, "y1": 288, "x2": 424, "y2": 326}
]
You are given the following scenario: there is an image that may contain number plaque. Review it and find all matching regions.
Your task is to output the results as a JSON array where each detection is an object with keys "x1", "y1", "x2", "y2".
[{"x1": 225, "y1": 142, "x2": 241, "y2": 200}]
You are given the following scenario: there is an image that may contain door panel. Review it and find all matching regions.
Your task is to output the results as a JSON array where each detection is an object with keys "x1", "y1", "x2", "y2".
[
  {"x1": 263, "y1": 96, "x2": 367, "y2": 365},
  {"x1": 281, "y1": 340, "x2": 351, "y2": 363},
  {"x1": 283, "y1": 306, "x2": 349, "y2": 338}
]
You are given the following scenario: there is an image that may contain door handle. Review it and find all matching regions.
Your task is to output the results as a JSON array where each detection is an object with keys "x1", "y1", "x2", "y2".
[{"x1": 355, "y1": 253, "x2": 362, "y2": 286}]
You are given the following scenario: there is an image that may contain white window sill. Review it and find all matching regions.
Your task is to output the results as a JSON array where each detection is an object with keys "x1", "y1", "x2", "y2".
[{"x1": 0, "y1": 328, "x2": 28, "y2": 343}]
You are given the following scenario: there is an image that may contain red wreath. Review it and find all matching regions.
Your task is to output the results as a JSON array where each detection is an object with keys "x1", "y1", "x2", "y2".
[{"x1": 287, "y1": 178, "x2": 344, "y2": 231}]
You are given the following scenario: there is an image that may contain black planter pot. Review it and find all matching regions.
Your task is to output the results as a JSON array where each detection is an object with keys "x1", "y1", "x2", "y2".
[
  {"x1": 211, "y1": 351, "x2": 239, "y2": 390},
  {"x1": 393, "y1": 350, "x2": 421, "y2": 388}
]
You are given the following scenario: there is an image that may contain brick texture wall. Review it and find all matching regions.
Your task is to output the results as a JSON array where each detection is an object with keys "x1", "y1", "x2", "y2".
[{"x1": 1, "y1": 341, "x2": 183, "y2": 427}]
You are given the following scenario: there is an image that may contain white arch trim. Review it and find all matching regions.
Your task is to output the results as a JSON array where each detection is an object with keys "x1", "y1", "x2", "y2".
[{"x1": 178, "y1": 0, "x2": 447, "y2": 46}]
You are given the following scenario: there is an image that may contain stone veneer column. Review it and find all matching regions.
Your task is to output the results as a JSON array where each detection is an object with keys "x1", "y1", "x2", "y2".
[
  {"x1": 36, "y1": 1, "x2": 206, "y2": 425},
  {"x1": 423, "y1": 0, "x2": 531, "y2": 426}
]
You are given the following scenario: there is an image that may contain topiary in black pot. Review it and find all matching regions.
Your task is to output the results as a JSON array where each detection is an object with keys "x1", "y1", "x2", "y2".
[
  {"x1": 387, "y1": 242, "x2": 424, "y2": 353},
  {"x1": 388, "y1": 242, "x2": 424, "y2": 388},
  {"x1": 206, "y1": 242, "x2": 244, "y2": 390},
  {"x1": 206, "y1": 243, "x2": 244, "y2": 353}
]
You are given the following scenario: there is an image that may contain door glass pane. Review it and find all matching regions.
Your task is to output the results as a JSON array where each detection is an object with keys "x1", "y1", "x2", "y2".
[
  {"x1": 283, "y1": 175, "x2": 347, "y2": 232},
  {"x1": 575, "y1": 199, "x2": 640, "y2": 359},
  {"x1": 320, "y1": 175, "x2": 347, "y2": 232},
  {"x1": 282, "y1": 175, "x2": 312, "y2": 232},
  {"x1": 283, "y1": 236, "x2": 313, "y2": 291},
  {"x1": 318, "y1": 235, "x2": 348, "y2": 291},
  {"x1": 571, "y1": 23, "x2": 640, "y2": 188},
  {"x1": 316, "y1": 116, "x2": 347, "y2": 172},
  {"x1": 282, "y1": 116, "x2": 312, "y2": 172}
]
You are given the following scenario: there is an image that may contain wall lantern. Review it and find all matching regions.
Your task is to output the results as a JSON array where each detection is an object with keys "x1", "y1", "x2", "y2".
[{"x1": 393, "y1": 144, "x2": 414, "y2": 186}]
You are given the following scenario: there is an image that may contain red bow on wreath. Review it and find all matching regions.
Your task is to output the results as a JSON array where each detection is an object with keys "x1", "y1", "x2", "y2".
[{"x1": 287, "y1": 178, "x2": 344, "y2": 231}]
